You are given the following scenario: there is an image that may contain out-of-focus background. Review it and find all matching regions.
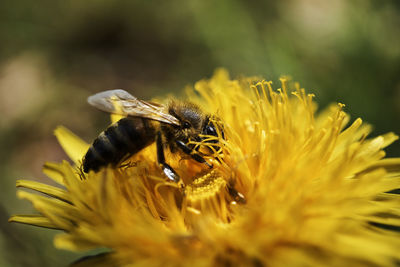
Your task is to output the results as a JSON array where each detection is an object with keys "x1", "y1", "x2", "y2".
[{"x1": 1, "y1": 0, "x2": 399, "y2": 266}]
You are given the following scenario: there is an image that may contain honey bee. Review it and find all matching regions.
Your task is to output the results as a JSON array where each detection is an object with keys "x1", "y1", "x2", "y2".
[{"x1": 82, "y1": 89, "x2": 223, "y2": 183}]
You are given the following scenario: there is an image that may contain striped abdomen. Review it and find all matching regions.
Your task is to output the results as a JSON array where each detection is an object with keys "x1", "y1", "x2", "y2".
[{"x1": 83, "y1": 117, "x2": 157, "y2": 173}]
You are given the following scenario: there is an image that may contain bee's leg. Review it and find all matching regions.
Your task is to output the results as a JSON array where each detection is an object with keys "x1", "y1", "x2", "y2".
[
  {"x1": 176, "y1": 140, "x2": 213, "y2": 168},
  {"x1": 157, "y1": 131, "x2": 180, "y2": 183},
  {"x1": 227, "y1": 185, "x2": 246, "y2": 204},
  {"x1": 118, "y1": 152, "x2": 134, "y2": 168}
]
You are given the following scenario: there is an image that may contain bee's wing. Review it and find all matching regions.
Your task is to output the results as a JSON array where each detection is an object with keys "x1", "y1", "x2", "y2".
[{"x1": 87, "y1": 89, "x2": 180, "y2": 126}]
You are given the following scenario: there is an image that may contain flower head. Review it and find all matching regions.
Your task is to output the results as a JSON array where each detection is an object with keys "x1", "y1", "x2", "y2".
[{"x1": 10, "y1": 69, "x2": 400, "y2": 266}]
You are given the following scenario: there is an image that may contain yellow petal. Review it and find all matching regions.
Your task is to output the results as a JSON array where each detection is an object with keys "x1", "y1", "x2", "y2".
[
  {"x1": 54, "y1": 233, "x2": 99, "y2": 251},
  {"x1": 17, "y1": 190, "x2": 78, "y2": 230},
  {"x1": 43, "y1": 162, "x2": 65, "y2": 185},
  {"x1": 368, "y1": 215, "x2": 400, "y2": 227},
  {"x1": 381, "y1": 132, "x2": 399, "y2": 148},
  {"x1": 16, "y1": 179, "x2": 71, "y2": 203},
  {"x1": 54, "y1": 126, "x2": 90, "y2": 165},
  {"x1": 8, "y1": 214, "x2": 59, "y2": 229}
]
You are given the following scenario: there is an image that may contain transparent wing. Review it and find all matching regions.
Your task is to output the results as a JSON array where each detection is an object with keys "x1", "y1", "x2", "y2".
[{"x1": 87, "y1": 89, "x2": 180, "y2": 125}]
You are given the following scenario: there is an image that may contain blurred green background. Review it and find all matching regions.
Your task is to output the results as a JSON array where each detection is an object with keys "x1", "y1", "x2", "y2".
[{"x1": 1, "y1": 0, "x2": 399, "y2": 266}]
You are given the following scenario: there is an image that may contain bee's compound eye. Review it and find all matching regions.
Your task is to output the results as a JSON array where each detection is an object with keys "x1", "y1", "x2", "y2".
[
  {"x1": 205, "y1": 125, "x2": 217, "y2": 136},
  {"x1": 183, "y1": 121, "x2": 191, "y2": 129}
]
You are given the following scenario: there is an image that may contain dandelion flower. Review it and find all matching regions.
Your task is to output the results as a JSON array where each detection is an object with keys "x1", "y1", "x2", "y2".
[{"x1": 10, "y1": 69, "x2": 400, "y2": 266}]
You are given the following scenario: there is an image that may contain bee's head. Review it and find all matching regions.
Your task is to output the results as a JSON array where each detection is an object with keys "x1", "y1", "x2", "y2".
[
  {"x1": 168, "y1": 101, "x2": 204, "y2": 140},
  {"x1": 168, "y1": 101, "x2": 224, "y2": 152}
]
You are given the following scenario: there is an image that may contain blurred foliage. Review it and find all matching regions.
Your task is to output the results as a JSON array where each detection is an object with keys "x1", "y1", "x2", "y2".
[{"x1": 0, "y1": 0, "x2": 399, "y2": 266}]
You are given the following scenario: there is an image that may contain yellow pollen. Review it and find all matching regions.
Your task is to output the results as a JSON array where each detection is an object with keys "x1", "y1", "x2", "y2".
[{"x1": 185, "y1": 170, "x2": 226, "y2": 202}]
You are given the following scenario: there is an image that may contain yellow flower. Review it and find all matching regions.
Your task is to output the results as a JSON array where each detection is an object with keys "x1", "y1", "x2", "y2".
[{"x1": 10, "y1": 69, "x2": 400, "y2": 266}]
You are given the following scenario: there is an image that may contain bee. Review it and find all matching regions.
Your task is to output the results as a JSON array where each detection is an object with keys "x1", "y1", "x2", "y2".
[{"x1": 82, "y1": 89, "x2": 223, "y2": 183}]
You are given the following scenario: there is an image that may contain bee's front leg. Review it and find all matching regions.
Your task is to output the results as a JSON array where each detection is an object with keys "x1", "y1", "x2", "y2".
[
  {"x1": 176, "y1": 140, "x2": 213, "y2": 168},
  {"x1": 156, "y1": 131, "x2": 180, "y2": 183}
]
